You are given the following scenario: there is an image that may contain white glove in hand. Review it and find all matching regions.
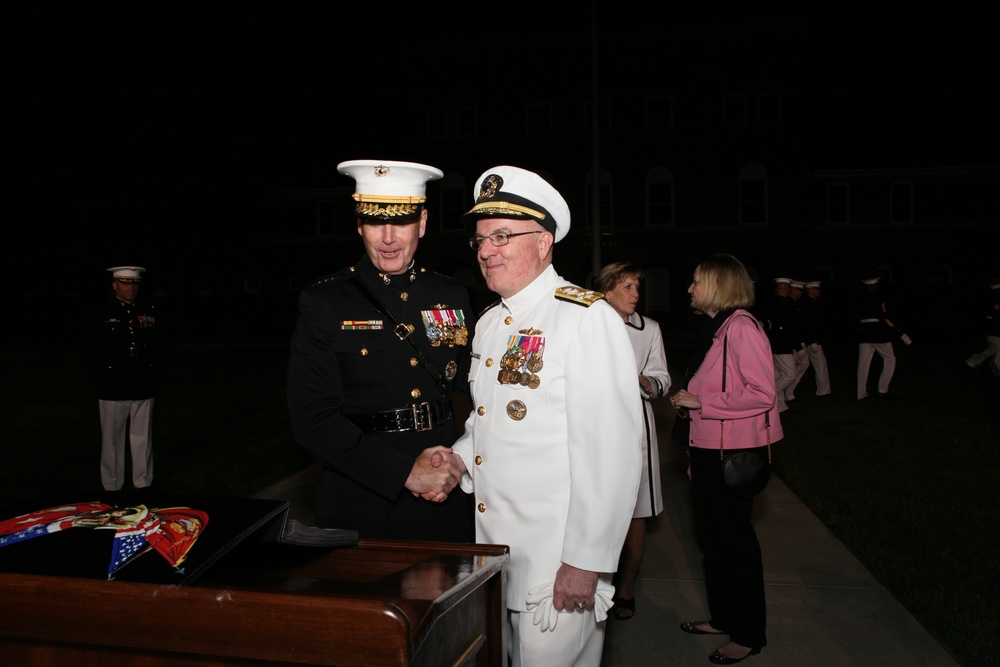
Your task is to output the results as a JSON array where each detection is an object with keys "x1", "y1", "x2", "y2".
[
  {"x1": 524, "y1": 581, "x2": 617, "y2": 632},
  {"x1": 900, "y1": 333, "x2": 912, "y2": 345}
]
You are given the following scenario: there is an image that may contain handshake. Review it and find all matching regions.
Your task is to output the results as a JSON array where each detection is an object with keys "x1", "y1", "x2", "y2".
[{"x1": 405, "y1": 447, "x2": 468, "y2": 502}]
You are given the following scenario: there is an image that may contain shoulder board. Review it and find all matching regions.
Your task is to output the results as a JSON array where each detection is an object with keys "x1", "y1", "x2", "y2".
[
  {"x1": 307, "y1": 266, "x2": 358, "y2": 289},
  {"x1": 554, "y1": 286, "x2": 604, "y2": 307},
  {"x1": 479, "y1": 299, "x2": 501, "y2": 318}
]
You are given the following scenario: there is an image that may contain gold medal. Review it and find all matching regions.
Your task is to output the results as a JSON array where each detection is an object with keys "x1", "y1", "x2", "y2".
[
  {"x1": 528, "y1": 374, "x2": 541, "y2": 389},
  {"x1": 519, "y1": 371, "x2": 531, "y2": 386},
  {"x1": 526, "y1": 354, "x2": 544, "y2": 373},
  {"x1": 444, "y1": 360, "x2": 458, "y2": 380},
  {"x1": 506, "y1": 400, "x2": 527, "y2": 421}
]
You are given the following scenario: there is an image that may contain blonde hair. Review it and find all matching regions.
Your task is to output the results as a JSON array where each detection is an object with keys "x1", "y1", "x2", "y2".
[{"x1": 694, "y1": 254, "x2": 755, "y2": 312}]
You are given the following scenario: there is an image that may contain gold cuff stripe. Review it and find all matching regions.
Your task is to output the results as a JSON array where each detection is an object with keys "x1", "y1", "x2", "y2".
[{"x1": 468, "y1": 201, "x2": 546, "y2": 221}]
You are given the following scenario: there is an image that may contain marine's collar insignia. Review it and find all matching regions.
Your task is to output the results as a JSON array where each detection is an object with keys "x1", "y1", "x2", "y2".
[{"x1": 555, "y1": 286, "x2": 604, "y2": 306}]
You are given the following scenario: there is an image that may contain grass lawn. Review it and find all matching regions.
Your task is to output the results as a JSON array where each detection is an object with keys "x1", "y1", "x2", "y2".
[{"x1": 1, "y1": 340, "x2": 997, "y2": 666}]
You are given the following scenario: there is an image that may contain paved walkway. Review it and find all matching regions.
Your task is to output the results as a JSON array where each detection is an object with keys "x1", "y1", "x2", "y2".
[{"x1": 255, "y1": 400, "x2": 960, "y2": 666}]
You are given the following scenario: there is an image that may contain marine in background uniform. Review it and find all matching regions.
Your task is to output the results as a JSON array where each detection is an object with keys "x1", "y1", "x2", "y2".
[
  {"x1": 85, "y1": 265, "x2": 157, "y2": 491},
  {"x1": 764, "y1": 277, "x2": 800, "y2": 413},
  {"x1": 856, "y1": 276, "x2": 911, "y2": 399},
  {"x1": 787, "y1": 280, "x2": 810, "y2": 401},
  {"x1": 287, "y1": 160, "x2": 475, "y2": 541},
  {"x1": 800, "y1": 281, "x2": 832, "y2": 396},
  {"x1": 964, "y1": 280, "x2": 1000, "y2": 376}
]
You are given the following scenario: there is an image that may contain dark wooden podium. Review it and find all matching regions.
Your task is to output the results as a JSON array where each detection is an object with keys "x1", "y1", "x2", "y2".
[{"x1": 0, "y1": 538, "x2": 509, "y2": 666}]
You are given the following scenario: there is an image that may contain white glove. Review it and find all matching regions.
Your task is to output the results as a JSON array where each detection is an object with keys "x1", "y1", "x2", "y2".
[
  {"x1": 524, "y1": 580, "x2": 617, "y2": 632},
  {"x1": 900, "y1": 333, "x2": 912, "y2": 345}
]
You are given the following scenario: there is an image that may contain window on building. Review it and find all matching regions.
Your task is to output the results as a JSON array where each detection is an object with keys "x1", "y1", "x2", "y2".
[
  {"x1": 827, "y1": 183, "x2": 850, "y2": 224},
  {"x1": 646, "y1": 97, "x2": 673, "y2": 130},
  {"x1": 585, "y1": 168, "x2": 613, "y2": 228},
  {"x1": 646, "y1": 166, "x2": 675, "y2": 226},
  {"x1": 526, "y1": 103, "x2": 553, "y2": 136},
  {"x1": 456, "y1": 106, "x2": 478, "y2": 138},
  {"x1": 758, "y1": 92, "x2": 782, "y2": 125},
  {"x1": 438, "y1": 174, "x2": 467, "y2": 232},
  {"x1": 426, "y1": 107, "x2": 448, "y2": 139},
  {"x1": 643, "y1": 266, "x2": 671, "y2": 313},
  {"x1": 724, "y1": 94, "x2": 747, "y2": 126},
  {"x1": 738, "y1": 163, "x2": 767, "y2": 224},
  {"x1": 890, "y1": 181, "x2": 913, "y2": 223}
]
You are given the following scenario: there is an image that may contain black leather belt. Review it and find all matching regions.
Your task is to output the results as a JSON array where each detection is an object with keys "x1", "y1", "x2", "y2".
[{"x1": 347, "y1": 399, "x2": 453, "y2": 433}]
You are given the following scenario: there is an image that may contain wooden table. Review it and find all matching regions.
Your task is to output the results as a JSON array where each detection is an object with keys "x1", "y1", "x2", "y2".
[{"x1": 0, "y1": 538, "x2": 509, "y2": 666}]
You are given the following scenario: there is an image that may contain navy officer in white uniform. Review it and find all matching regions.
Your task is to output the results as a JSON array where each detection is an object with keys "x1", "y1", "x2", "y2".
[{"x1": 450, "y1": 166, "x2": 642, "y2": 667}]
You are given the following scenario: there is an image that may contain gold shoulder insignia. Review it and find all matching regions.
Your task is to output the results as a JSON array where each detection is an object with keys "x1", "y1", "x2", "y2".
[{"x1": 555, "y1": 286, "x2": 604, "y2": 306}]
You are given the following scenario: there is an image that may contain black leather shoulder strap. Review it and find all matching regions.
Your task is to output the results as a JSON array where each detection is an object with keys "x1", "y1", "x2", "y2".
[{"x1": 349, "y1": 275, "x2": 449, "y2": 398}]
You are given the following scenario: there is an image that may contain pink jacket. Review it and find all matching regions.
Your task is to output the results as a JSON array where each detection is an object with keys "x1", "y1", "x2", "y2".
[{"x1": 687, "y1": 310, "x2": 784, "y2": 451}]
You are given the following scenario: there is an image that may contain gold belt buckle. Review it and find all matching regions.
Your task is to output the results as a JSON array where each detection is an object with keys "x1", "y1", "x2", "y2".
[
  {"x1": 412, "y1": 402, "x2": 433, "y2": 432},
  {"x1": 394, "y1": 323, "x2": 413, "y2": 340}
]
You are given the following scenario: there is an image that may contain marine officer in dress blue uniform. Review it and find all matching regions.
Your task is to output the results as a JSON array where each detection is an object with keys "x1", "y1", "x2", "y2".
[
  {"x1": 287, "y1": 160, "x2": 475, "y2": 541},
  {"x1": 450, "y1": 166, "x2": 642, "y2": 667},
  {"x1": 85, "y1": 266, "x2": 157, "y2": 491}
]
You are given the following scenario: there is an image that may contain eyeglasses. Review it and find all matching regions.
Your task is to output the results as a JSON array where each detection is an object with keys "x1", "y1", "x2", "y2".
[{"x1": 469, "y1": 230, "x2": 542, "y2": 250}]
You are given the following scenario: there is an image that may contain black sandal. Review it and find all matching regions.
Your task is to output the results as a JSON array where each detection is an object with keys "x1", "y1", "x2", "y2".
[{"x1": 611, "y1": 597, "x2": 635, "y2": 620}]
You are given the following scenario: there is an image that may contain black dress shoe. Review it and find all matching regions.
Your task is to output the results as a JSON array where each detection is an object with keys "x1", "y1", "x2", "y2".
[
  {"x1": 708, "y1": 646, "x2": 761, "y2": 664},
  {"x1": 680, "y1": 621, "x2": 726, "y2": 635}
]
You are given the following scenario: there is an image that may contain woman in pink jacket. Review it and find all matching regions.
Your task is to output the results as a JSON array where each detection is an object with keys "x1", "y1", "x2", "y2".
[{"x1": 672, "y1": 253, "x2": 783, "y2": 665}]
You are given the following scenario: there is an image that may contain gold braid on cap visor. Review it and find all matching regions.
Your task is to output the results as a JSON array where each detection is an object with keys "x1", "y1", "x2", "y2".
[
  {"x1": 466, "y1": 201, "x2": 547, "y2": 221},
  {"x1": 353, "y1": 193, "x2": 426, "y2": 219}
]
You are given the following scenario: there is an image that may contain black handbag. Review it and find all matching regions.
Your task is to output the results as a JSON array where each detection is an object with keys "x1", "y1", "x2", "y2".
[{"x1": 718, "y1": 329, "x2": 772, "y2": 498}]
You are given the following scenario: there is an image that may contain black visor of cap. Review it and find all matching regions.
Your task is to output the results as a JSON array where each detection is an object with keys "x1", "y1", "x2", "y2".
[{"x1": 461, "y1": 191, "x2": 556, "y2": 235}]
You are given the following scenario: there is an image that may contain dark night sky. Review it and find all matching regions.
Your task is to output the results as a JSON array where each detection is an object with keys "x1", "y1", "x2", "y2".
[{"x1": 5, "y1": 4, "x2": 997, "y2": 280}]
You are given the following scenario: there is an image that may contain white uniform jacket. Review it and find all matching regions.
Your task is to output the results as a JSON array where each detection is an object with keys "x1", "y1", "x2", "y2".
[
  {"x1": 453, "y1": 265, "x2": 642, "y2": 611},
  {"x1": 625, "y1": 312, "x2": 671, "y2": 518}
]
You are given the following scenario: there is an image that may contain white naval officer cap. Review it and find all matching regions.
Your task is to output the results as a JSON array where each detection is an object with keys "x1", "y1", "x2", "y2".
[
  {"x1": 790, "y1": 280, "x2": 805, "y2": 290},
  {"x1": 462, "y1": 166, "x2": 571, "y2": 243},
  {"x1": 773, "y1": 277, "x2": 792, "y2": 285},
  {"x1": 862, "y1": 277, "x2": 881, "y2": 285},
  {"x1": 108, "y1": 266, "x2": 145, "y2": 283},
  {"x1": 806, "y1": 281, "x2": 822, "y2": 288},
  {"x1": 337, "y1": 159, "x2": 444, "y2": 222}
]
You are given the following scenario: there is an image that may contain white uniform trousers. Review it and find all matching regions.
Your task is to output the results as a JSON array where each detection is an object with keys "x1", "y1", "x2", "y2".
[
  {"x1": 966, "y1": 335, "x2": 1000, "y2": 376},
  {"x1": 857, "y1": 343, "x2": 896, "y2": 399},
  {"x1": 510, "y1": 608, "x2": 605, "y2": 667},
  {"x1": 805, "y1": 343, "x2": 832, "y2": 395},
  {"x1": 772, "y1": 353, "x2": 796, "y2": 411},
  {"x1": 788, "y1": 347, "x2": 810, "y2": 400},
  {"x1": 99, "y1": 398, "x2": 155, "y2": 491}
]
